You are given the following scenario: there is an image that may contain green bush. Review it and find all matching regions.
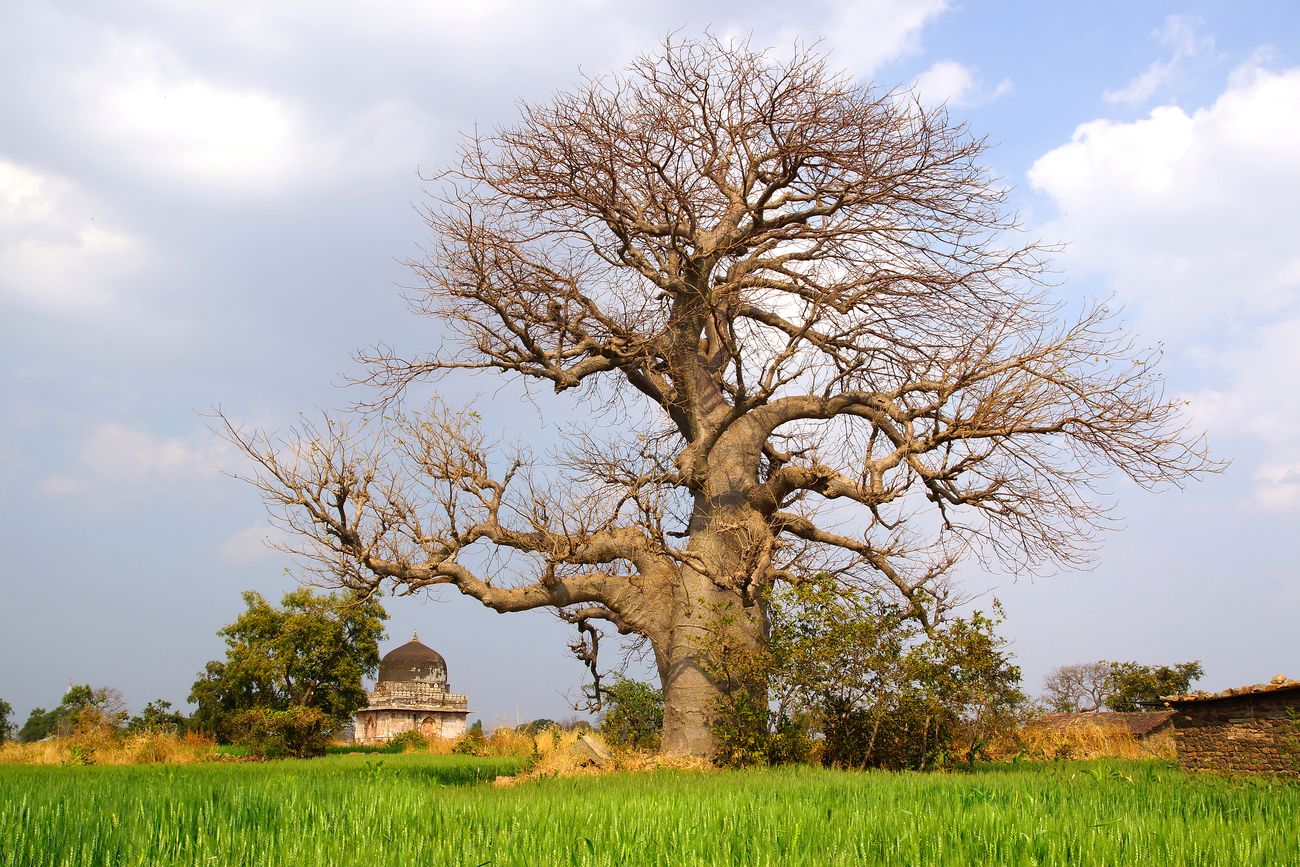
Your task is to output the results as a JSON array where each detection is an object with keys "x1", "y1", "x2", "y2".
[
  {"x1": 599, "y1": 678, "x2": 664, "y2": 751},
  {"x1": 452, "y1": 720, "x2": 487, "y2": 756},
  {"x1": 232, "y1": 706, "x2": 332, "y2": 758},
  {"x1": 385, "y1": 730, "x2": 429, "y2": 753}
]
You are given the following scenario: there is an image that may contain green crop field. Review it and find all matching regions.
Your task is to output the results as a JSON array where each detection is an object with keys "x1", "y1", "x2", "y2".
[{"x1": 1, "y1": 755, "x2": 1296, "y2": 866}]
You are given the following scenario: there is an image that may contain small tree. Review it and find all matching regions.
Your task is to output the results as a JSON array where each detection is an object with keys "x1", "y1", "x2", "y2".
[
  {"x1": 769, "y1": 580, "x2": 1023, "y2": 769},
  {"x1": 599, "y1": 676, "x2": 665, "y2": 750},
  {"x1": 18, "y1": 707, "x2": 58, "y2": 742},
  {"x1": 0, "y1": 697, "x2": 12, "y2": 743},
  {"x1": 126, "y1": 699, "x2": 188, "y2": 735},
  {"x1": 189, "y1": 588, "x2": 386, "y2": 750},
  {"x1": 1106, "y1": 660, "x2": 1203, "y2": 711}
]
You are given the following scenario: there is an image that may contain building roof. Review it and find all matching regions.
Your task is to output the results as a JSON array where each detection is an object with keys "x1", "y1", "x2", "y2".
[
  {"x1": 1164, "y1": 674, "x2": 1300, "y2": 705},
  {"x1": 377, "y1": 632, "x2": 447, "y2": 684},
  {"x1": 1036, "y1": 711, "x2": 1174, "y2": 738}
]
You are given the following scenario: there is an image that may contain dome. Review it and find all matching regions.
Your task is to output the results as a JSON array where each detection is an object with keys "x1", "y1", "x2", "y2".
[{"x1": 378, "y1": 632, "x2": 448, "y2": 687}]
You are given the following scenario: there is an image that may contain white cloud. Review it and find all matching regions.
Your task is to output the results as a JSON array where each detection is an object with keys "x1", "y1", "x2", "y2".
[
  {"x1": 911, "y1": 60, "x2": 1011, "y2": 107},
  {"x1": 1029, "y1": 59, "x2": 1300, "y2": 510},
  {"x1": 1104, "y1": 15, "x2": 1214, "y2": 105},
  {"x1": 824, "y1": 0, "x2": 949, "y2": 78},
  {"x1": 1029, "y1": 62, "x2": 1300, "y2": 334},
  {"x1": 42, "y1": 422, "x2": 229, "y2": 506},
  {"x1": 0, "y1": 157, "x2": 142, "y2": 312}
]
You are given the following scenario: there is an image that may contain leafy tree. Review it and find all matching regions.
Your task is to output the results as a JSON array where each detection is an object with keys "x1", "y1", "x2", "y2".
[
  {"x1": 599, "y1": 677, "x2": 664, "y2": 750},
  {"x1": 517, "y1": 718, "x2": 560, "y2": 735},
  {"x1": 0, "y1": 697, "x2": 12, "y2": 743},
  {"x1": 223, "y1": 37, "x2": 1213, "y2": 757},
  {"x1": 189, "y1": 588, "x2": 386, "y2": 745},
  {"x1": 18, "y1": 707, "x2": 58, "y2": 742},
  {"x1": 1106, "y1": 660, "x2": 1203, "y2": 711},
  {"x1": 767, "y1": 580, "x2": 1024, "y2": 769},
  {"x1": 126, "y1": 699, "x2": 188, "y2": 735}
]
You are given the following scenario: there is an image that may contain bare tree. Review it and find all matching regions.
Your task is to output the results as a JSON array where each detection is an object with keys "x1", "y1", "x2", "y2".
[
  {"x1": 224, "y1": 38, "x2": 1215, "y2": 757},
  {"x1": 1042, "y1": 662, "x2": 1115, "y2": 713}
]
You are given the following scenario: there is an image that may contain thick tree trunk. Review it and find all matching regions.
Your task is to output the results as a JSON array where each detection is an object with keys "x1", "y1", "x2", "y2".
[{"x1": 655, "y1": 508, "x2": 771, "y2": 757}]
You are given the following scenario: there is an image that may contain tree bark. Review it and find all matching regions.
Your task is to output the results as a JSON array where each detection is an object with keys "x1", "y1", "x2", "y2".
[{"x1": 656, "y1": 495, "x2": 772, "y2": 756}]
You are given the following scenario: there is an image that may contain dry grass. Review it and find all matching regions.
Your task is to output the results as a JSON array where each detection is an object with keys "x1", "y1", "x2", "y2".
[
  {"x1": 494, "y1": 728, "x2": 709, "y2": 785},
  {"x1": 1013, "y1": 721, "x2": 1175, "y2": 761},
  {"x1": 0, "y1": 731, "x2": 218, "y2": 766}
]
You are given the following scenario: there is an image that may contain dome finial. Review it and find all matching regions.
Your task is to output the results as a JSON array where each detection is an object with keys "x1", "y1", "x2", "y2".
[{"x1": 412, "y1": 630, "x2": 419, "y2": 642}]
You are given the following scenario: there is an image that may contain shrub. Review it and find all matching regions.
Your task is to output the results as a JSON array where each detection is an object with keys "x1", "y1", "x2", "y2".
[
  {"x1": 452, "y1": 720, "x2": 488, "y2": 756},
  {"x1": 232, "y1": 706, "x2": 332, "y2": 758},
  {"x1": 599, "y1": 678, "x2": 664, "y2": 751},
  {"x1": 385, "y1": 730, "x2": 429, "y2": 753}
]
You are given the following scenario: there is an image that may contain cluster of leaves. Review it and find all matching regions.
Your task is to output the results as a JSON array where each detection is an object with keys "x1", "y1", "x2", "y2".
[
  {"x1": 1043, "y1": 660, "x2": 1203, "y2": 713},
  {"x1": 699, "y1": 578, "x2": 1024, "y2": 769},
  {"x1": 189, "y1": 588, "x2": 387, "y2": 756},
  {"x1": 598, "y1": 677, "x2": 664, "y2": 751}
]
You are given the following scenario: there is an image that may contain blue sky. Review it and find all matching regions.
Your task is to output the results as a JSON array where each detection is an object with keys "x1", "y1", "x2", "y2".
[{"x1": 2, "y1": 1, "x2": 1298, "y2": 728}]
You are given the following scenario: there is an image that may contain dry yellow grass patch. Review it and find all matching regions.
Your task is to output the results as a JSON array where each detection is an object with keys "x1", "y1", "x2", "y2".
[
  {"x1": 1015, "y1": 721, "x2": 1175, "y2": 761},
  {"x1": 0, "y1": 731, "x2": 218, "y2": 765}
]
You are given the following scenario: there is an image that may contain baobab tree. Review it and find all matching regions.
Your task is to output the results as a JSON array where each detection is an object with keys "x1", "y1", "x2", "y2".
[{"x1": 225, "y1": 38, "x2": 1213, "y2": 757}]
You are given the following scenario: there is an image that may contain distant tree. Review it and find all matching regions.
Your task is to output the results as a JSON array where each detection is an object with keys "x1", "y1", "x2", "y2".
[
  {"x1": 60, "y1": 685, "x2": 128, "y2": 732},
  {"x1": 1106, "y1": 660, "x2": 1203, "y2": 711},
  {"x1": 0, "y1": 697, "x2": 13, "y2": 743},
  {"x1": 18, "y1": 707, "x2": 58, "y2": 742},
  {"x1": 1042, "y1": 659, "x2": 1203, "y2": 713},
  {"x1": 15, "y1": 685, "x2": 127, "y2": 741},
  {"x1": 517, "y1": 718, "x2": 560, "y2": 735},
  {"x1": 1042, "y1": 662, "x2": 1115, "y2": 713},
  {"x1": 189, "y1": 588, "x2": 386, "y2": 746},
  {"x1": 126, "y1": 699, "x2": 188, "y2": 735},
  {"x1": 599, "y1": 677, "x2": 664, "y2": 750}
]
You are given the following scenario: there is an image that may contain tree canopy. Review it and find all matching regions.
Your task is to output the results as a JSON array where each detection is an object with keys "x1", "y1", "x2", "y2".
[
  {"x1": 225, "y1": 37, "x2": 1214, "y2": 756},
  {"x1": 189, "y1": 588, "x2": 386, "y2": 741},
  {"x1": 1042, "y1": 659, "x2": 1203, "y2": 713}
]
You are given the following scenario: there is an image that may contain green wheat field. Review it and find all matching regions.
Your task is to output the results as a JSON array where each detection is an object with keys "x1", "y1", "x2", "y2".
[{"x1": 2, "y1": 755, "x2": 1296, "y2": 866}]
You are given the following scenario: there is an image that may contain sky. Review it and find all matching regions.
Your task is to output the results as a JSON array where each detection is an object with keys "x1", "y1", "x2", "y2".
[{"x1": 2, "y1": 1, "x2": 1298, "y2": 729}]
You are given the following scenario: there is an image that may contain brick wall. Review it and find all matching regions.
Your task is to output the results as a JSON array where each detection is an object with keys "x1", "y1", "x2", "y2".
[{"x1": 1169, "y1": 692, "x2": 1300, "y2": 776}]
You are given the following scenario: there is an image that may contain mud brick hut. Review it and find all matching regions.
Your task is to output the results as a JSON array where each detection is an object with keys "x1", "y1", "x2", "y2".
[
  {"x1": 353, "y1": 633, "x2": 470, "y2": 744},
  {"x1": 1164, "y1": 675, "x2": 1300, "y2": 776}
]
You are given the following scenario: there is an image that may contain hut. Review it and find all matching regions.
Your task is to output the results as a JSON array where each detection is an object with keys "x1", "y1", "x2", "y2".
[
  {"x1": 353, "y1": 633, "x2": 470, "y2": 744},
  {"x1": 1164, "y1": 675, "x2": 1300, "y2": 776}
]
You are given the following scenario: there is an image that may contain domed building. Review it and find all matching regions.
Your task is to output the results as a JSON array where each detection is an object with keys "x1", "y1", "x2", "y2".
[{"x1": 353, "y1": 633, "x2": 470, "y2": 743}]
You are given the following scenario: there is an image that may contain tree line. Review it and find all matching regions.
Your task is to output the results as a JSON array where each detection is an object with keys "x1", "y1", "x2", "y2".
[{"x1": 0, "y1": 586, "x2": 1201, "y2": 764}]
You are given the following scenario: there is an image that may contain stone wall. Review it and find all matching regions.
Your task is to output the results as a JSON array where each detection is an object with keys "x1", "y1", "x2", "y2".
[
  {"x1": 1169, "y1": 691, "x2": 1300, "y2": 776},
  {"x1": 355, "y1": 708, "x2": 469, "y2": 743}
]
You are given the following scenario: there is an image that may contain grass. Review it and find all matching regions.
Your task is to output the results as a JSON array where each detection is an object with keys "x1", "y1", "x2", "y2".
[{"x1": 1, "y1": 755, "x2": 1296, "y2": 866}]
